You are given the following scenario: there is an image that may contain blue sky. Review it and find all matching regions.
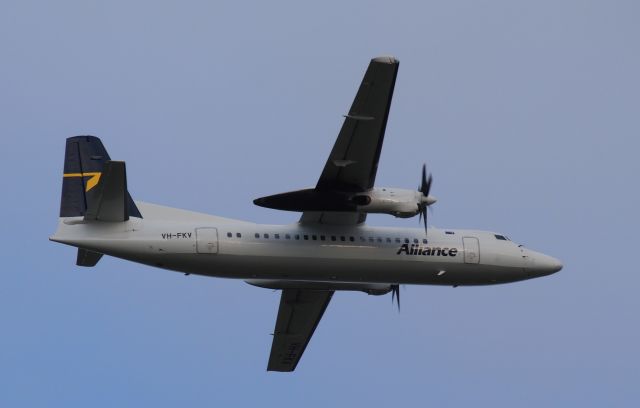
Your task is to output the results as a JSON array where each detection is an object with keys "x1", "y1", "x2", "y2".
[{"x1": 1, "y1": 0, "x2": 639, "y2": 406}]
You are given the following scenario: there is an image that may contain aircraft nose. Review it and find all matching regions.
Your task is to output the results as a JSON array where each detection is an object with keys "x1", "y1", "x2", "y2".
[{"x1": 535, "y1": 253, "x2": 563, "y2": 275}]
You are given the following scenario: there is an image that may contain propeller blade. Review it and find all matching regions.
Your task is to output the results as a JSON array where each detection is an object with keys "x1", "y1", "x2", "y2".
[
  {"x1": 420, "y1": 164, "x2": 433, "y2": 195},
  {"x1": 422, "y1": 206, "x2": 428, "y2": 235},
  {"x1": 418, "y1": 163, "x2": 433, "y2": 236},
  {"x1": 421, "y1": 164, "x2": 427, "y2": 193},
  {"x1": 391, "y1": 284, "x2": 400, "y2": 312}
]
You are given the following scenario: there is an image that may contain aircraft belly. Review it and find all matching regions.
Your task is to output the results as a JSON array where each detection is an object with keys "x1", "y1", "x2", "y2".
[{"x1": 128, "y1": 253, "x2": 527, "y2": 286}]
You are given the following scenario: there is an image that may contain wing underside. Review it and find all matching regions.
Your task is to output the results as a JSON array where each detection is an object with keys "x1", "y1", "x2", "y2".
[
  {"x1": 315, "y1": 56, "x2": 399, "y2": 192},
  {"x1": 254, "y1": 56, "x2": 400, "y2": 226},
  {"x1": 304, "y1": 56, "x2": 399, "y2": 225},
  {"x1": 267, "y1": 289, "x2": 334, "y2": 372}
]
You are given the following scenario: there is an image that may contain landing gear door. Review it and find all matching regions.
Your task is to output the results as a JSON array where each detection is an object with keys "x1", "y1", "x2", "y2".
[
  {"x1": 462, "y1": 237, "x2": 480, "y2": 264},
  {"x1": 196, "y1": 227, "x2": 219, "y2": 254}
]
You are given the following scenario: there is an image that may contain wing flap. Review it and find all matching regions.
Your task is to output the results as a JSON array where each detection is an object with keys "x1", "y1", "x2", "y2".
[{"x1": 267, "y1": 289, "x2": 334, "y2": 372}]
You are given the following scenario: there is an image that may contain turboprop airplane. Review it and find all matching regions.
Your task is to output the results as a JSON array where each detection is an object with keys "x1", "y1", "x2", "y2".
[{"x1": 50, "y1": 56, "x2": 562, "y2": 372}]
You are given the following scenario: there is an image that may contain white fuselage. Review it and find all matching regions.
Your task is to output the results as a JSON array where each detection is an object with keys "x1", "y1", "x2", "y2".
[{"x1": 51, "y1": 202, "x2": 562, "y2": 288}]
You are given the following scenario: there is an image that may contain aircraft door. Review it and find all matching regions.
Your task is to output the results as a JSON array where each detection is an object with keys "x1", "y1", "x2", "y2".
[
  {"x1": 196, "y1": 227, "x2": 219, "y2": 254},
  {"x1": 462, "y1": 237, "x2": 480, "y2": 264}
]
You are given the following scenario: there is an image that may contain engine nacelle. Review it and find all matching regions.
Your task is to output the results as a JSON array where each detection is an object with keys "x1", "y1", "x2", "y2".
[
  {"x1": 352, "y1": 187, "x2": 435, "y2": 218},
  {"x1": 253, "y1": 187, "x2": 436, "y2": 219}
]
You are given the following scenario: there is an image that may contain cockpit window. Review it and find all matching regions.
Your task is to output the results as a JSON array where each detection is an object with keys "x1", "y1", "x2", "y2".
[{"x1": 494, "y1": 234, "x2": 508, "y2": 241}]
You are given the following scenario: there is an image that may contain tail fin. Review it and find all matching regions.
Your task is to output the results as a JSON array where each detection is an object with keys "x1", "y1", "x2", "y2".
[{"x1": 59, "y1": 136, "x2": 142, "y2": 219}]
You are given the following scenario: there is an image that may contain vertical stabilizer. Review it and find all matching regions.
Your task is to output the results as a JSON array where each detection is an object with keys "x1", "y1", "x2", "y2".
[{"x1": 59, "y1": 136, "x2": 141, "y2": 218}]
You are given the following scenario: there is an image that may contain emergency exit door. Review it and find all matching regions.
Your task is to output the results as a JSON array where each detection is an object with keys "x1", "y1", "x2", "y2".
[
  {"x1": 462, "y1": 237, "x2": 480, "y2": 264},
  {"x1": 196, "y1": 228, "x2": 219, "y2": 254}
]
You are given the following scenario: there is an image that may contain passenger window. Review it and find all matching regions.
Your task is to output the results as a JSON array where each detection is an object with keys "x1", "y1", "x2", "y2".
[
  {"x1": 404, "y1": 238, "x2": 410, "y2": 244},
  {"x1": 312, "y1": 235, "x2": 317, "y2": 240},
  {"x1": 227, "y1": 232, "x2": 232, "y2": 238},
  {"x1": 304, "y1": 235, "x2": 309, "y2": 240},
  {"x1": 422, "y1": 239, "x2": 428, "y2": 244},
  {"x1": 331, "y1": 236, "x2": 337, "y2": 241},
  {"x1": 264, "y1": 233, "x2": 269, "y2": 239},
  {"x1": 274, "y1": 234, "x2": 280, "y2": 239},
  {"x1": 320, "y1": 235, "x2": 326, "y2": 241},
  {"x1": 369, "y1": 237, "x2": 375, "y2": 243},
  {"x1": 349, "y1": 236, "x2": 354, "y2": 242},
  {"x1": 340, "y1": 236, "x2": 346, "y2": 241},
  {"x1": 236, "y1": 233, "x2": 241, "y2": 238},
  {"x1": 285, "y1": 234, "x2": 291, "y2": 240},
  {"x1": 413, "y1": 238, "x2": 419, "y2": 244},
  {"x1": 386, "y1": 238, "x2": 391, "y2": 243},
  {"x1": 395, "y1": 238, "x2": 401, "y2": 243},
  {"x1": 255, "y1": 233, "x2": 260, "y2": 239},
  {"x1": 295, "y1": 234, "x2": 300, "y2": 240}
]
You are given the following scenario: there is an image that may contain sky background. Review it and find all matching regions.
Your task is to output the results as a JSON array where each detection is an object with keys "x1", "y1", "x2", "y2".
[{"x1": 1, "y1": 0, "x2": 639, "y2": 406}]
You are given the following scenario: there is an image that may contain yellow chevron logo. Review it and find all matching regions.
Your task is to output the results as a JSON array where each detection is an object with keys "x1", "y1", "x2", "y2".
[{"x1": 63, "y1": 172, "x2": 102, "y2": 192}]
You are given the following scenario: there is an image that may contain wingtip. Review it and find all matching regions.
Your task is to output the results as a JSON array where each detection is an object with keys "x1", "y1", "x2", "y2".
[{"x1": 372, "y1": 55, "x2": 398, "y2": 64}]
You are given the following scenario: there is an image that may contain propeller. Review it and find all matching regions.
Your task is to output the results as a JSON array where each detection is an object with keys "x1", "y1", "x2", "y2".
[
  {"x1": 418, "y1": 164, "x2": 436, "y2": 235},
  {"x1": 391, "y1": 284, "x2": 401, "y2": 312}
]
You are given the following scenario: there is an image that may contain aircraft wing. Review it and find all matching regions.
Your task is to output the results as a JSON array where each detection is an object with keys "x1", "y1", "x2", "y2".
[
  {"x1": 315, "y1": 56, "x2": 399, "y2": 192},
  {"x1": 254, "y1": 56, "x2": 399, "y2": 226},
  {"x1": 301, "y1": 56, "x2": 399, "y2": 225},
  {"x1": 267, "y1": 289, "x2": 334, "y2": 372}
]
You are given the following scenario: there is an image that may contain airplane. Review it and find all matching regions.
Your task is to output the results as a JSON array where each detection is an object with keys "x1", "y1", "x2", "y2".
[{"x1": 50, "y1": 56, "x2": 562, "y2": 372}]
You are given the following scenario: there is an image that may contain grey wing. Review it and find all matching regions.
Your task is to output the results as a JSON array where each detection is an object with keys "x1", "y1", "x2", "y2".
[
  {"x1": 316, "y1": 56, "x2": 399, "y2": 192},
  {"x1": 267, "y1": 289, "x2": 334, "y2": 372}
]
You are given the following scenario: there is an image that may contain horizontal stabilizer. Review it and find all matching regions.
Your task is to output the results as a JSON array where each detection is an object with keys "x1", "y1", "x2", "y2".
[
  {"x1": 76, "y1": 249, "x2": 103, "y2": 267},
  {"x1": 84, "y1": 161, "x2": 130, "y2": 222}
]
